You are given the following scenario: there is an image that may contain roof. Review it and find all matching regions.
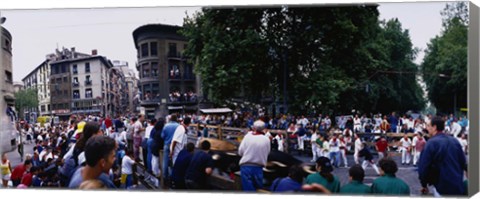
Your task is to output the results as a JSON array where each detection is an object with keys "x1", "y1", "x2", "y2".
[
  {"x1": 200, "y1": 108, "x2": 233, "y2": 114},
  {"x1": 132, "y1": 23, "x2": 186, "y2": 48},
  {"x1": 50, "y1": 55, "x2": 113, "y2": 68}
]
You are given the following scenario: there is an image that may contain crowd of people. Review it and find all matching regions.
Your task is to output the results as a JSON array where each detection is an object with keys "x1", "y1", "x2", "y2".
[{"x1": 0, "y1": 111, "x2": 469, "y2": 196}]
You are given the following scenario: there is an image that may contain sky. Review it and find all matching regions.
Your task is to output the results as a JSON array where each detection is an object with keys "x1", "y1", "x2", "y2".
[{"x1": 0, "y1": 1, "x2": 451, "y2": 82}]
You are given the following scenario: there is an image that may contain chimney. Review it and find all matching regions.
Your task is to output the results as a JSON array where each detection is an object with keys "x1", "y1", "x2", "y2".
[
  {"x1": 92, "y1": 49, "x2": 98, "y2": 56},
  {"x1": 71, "y1": 47, "x2": 75, "y2": 52}
]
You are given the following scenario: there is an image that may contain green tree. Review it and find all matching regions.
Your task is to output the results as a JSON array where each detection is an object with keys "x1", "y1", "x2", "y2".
[
  {"x1": 14, "y1": 88, "x2": 39, "y2": 119},
  {"x1": 182, "y1": 5, "x2": 425, "y2": 115},
  {"x1": 421, "y1": 2, "x2": 468, "y2": 114}
]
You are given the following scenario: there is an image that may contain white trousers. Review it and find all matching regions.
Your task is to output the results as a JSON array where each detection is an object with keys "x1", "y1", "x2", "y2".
[
  {"x1": 378, "y1": 151, "x2": 385, "y2": 161},
  {"x1": 151, "y1": 155, "x2": 161, "y2": 177},
  {"x1": 297, "y1": 135, "x2": 305, "y2": 150},
  {"x1": 413, "y1": 150, "x2": 421, "y2": 165},
  {"x1": 401, "y1": 148, "x2": 411, "y2": 164},
  {"x1": 341, "y1": 149, "x2": 348, "y2": 166},
  {"x1": 354, "y1": 150, "x2": 360, "y2": 164},
  {"x1": 312, "y1": 145, "x2": 319, "y2": 161},
  {"x1": 362, "y1": 160, "x2": 380, "y2": 175}
]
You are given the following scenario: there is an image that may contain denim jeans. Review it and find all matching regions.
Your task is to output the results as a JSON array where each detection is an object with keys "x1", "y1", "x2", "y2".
[
  {"x1": 124, "y1": 174, "x2": 133, "y2": 189},
  {"x1": 240, "y1": 165, "x2": 264, "y2": 191},
  {"x1": 329, "y1": 151, "x2": 341, "y2": 167},
  {"x1": 162, "y1": 144, "x2": 171, "y2": 183},
  {"x1": 146, "y1": 139, "x2": 154, "y2": 173}
]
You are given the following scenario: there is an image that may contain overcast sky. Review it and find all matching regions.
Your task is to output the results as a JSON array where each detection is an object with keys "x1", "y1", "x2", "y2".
[{"x1": 1, "y1": 2, "x2": 450, "y2": 82}]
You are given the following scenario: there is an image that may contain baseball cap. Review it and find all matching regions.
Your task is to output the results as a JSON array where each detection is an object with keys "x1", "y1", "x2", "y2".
[{"x1": 75, "y1": 121, "x2": 86, "y2": 134}]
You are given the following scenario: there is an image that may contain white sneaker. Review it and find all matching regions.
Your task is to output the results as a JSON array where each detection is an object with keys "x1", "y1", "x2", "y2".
[{"x1": 310, "y1": 159, "x2": 316, "y2": 162}]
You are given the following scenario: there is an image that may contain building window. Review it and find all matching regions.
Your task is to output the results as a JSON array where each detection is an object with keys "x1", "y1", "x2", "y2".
[
  {"x1": 143, "y1": 69, "x2": 150, "y2": 78},
  {"x1": 85, "y1": 62, "x2": 90, "y2": 73},
  {"x1": 141, "y1": 43, "x2": 148, "y2": 57},
  {"x1": 41, "y1": 105, "x2": 46, "y2": 112},
  {"x1": 47, "y1": 105, "x2": 50, "y2": 111},
  {"x1": 73, "y1": 90, "x2": 80, "y2": 99},
  {"x1": 61, "y1": 64, "x2": 67, "y2": 73},
  {"x1": 73, "y1": 65, "x2": 78, "y2": 74},
  {"x1": 63, "y1": 77, "x2": 68, "y2": 83},
  {"x1": 56, "y1": 78, "x2": 62, "y2": 83},
  {"x1": 73, "y1": 77, "x2": 79, "y2": 87},
  {"x1": 85, "y1": 75, "x2": 92, "y2": 85},
  {"x1": 150, "y1": 42, "x2": 157, "y2": 56},
  {"x1": 168, "y1": 43, "x2": 177, "y2": 57},
  {"x1": 85, "y1": 88, "x2": 93, "y2": 98},
  {"x1": 151, "y1": 62, "x2": 158, "y2": 77}
]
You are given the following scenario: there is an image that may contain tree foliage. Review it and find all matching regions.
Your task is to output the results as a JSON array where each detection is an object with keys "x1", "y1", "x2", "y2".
[
  {"x1": 421, "y1": 2, "x2": 468, "y2": 114},
  {"x1": 14, "y1": 88, "x2": 39, "y2": 119},
  {"x1": 182, "y1": 5, "x2": 425, "y2": 115}
]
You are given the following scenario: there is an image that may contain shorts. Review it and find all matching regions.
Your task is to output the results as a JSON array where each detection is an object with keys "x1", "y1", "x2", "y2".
[{"x1": 1, "y1": 173, "x2": 11, "y2": 181}]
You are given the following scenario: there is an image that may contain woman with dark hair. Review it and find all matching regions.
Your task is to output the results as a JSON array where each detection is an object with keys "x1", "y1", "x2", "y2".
[
  {"x1": 371, "y1": 158, "x2": 410, "y2": 195},
  {"x1": 305, "y1": 157, "x2": 341, "y2": 193},
  {"x1": 149, "y1": 118, "x2": 166, "y2": 178}
]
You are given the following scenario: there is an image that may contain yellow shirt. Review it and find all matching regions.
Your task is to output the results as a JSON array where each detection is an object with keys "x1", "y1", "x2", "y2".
[{"x1": 0, "y1": 160, "x2": 11, "y2": 175}]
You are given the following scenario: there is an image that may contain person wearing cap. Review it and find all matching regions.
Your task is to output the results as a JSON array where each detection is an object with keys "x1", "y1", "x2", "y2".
[
  {"x1": 238, "y1": 120, "x2": 271, "y2": 191},
  {"x1": 371, "y1": 158, "x2": 410, "y2": 195},
  {"x1": 71, "y1": 121, "x2": 86, "y2": 143},
  {"x1": 305, "y1": 157, "x2": 341, "y2": 193},
  {"x1": 340, "y1": 165, "x2": 371, "y2": 194}
]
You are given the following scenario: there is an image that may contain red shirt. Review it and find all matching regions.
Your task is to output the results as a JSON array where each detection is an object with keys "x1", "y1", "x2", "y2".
[
  {"x1": 21, "y1": 172, "x2": 33, "y2": 186},
  {"x1": 105, "y1": 118, "x2": 113, "y2": 128},
  {"x1": 376, "y1": 140, "x2": 388, "y2": 152},
  {"x1": 11, "y1": 164, "x2": 27, "y2": 180},
  {"x1": 415, "y1": 138, "x2": 426, "y2": 152}
]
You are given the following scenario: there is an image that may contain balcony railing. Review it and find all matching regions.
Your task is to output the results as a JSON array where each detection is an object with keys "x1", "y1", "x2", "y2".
[
  {"x1": 85, "y1": 80, "x2": 92, "y2": 86},
  {"x1": 73, "y1": 82, "x2": 80, "y2": 87}
]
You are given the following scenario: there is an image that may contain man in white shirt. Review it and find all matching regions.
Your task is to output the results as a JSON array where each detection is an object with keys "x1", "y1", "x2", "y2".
[
  {"x1": 399, "y1": 135, "x2": 412, "y2": 165},
  {"x1": 238, "y1": 120, "x2": 270, "y2": 191},
  {"x1": 353, "y1": 115, "x2": 362, "y2": 133},
  {"x1": 170, "y1": 117, "x2": 191, "y2": 164},
  {"x1": 310, "y1": 131, "x2": 320, "y2": 162},
  {"x1": 354, "y1": 133, "x2": 362, "y2": 164},
  {"x1": 450, "y1": 120, "x2": 462, "y2": 138},
  {"x1": 329, "y1": 135, "x2": 341, "y2": 168},
  {"x1": 457, "y1": 134, "x2": 468, "y2": 155},
  {"x1": 324, "y1": 115, "x2": 332, "y2": 129},
  {"x1": 144, "y1": 119, "x2": 156, "y2": 172}
]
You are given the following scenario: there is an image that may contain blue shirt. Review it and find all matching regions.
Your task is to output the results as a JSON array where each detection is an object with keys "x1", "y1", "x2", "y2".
[
  {"x1": 68, "y1": 167, "x2": 117, "y2": 189},
  {"x1": 185, "y1": 151, "x2": 214, "y2": 185},
  {"x1": 270, "y1": 177, "x2": 302, "y2": 192},
  {"x1": 172, "y1": 149, "x2": 193, "y2": 184},
  {"x1": 418, "y1": 132, "x2": 466, "y2": 195},
  {"x1": 161, "y1": 122, "x2": 179, "y2": 146}
]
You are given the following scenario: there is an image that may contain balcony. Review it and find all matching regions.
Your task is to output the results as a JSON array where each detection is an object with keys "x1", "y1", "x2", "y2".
[
  {"x1": 168, "y1": 73, "x2": 182, "y2": 81},
  {"x1": 183, "y1": 73, "x2": 196, "y2": 81},
  {"x1": 85, "y1": 80, "x2": 92, "y2": 86},
  {"x1": 72, "y1": 82, "x2": 80, "y2": 87}
]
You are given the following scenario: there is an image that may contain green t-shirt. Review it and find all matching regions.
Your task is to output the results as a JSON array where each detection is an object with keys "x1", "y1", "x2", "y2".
[
  {"x1": 371, "y1": 174, "x2": 410, "y2": 195},
  {"x1": 340, "y1": 180, "x2": 371, "y2": 194},
  {"x1": 306, "y1": 172, "x2": 341, "y2": 193}
]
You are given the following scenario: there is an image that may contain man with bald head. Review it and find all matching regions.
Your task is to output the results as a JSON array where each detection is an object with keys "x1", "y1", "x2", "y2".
[{"x1": 238, "y1": 120, "x2": 271, "y2": 191}]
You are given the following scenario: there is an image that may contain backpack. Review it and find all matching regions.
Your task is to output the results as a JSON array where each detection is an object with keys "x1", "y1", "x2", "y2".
[{"x1": 59, "y1": 147, "x2": 82, "y2": 186}]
